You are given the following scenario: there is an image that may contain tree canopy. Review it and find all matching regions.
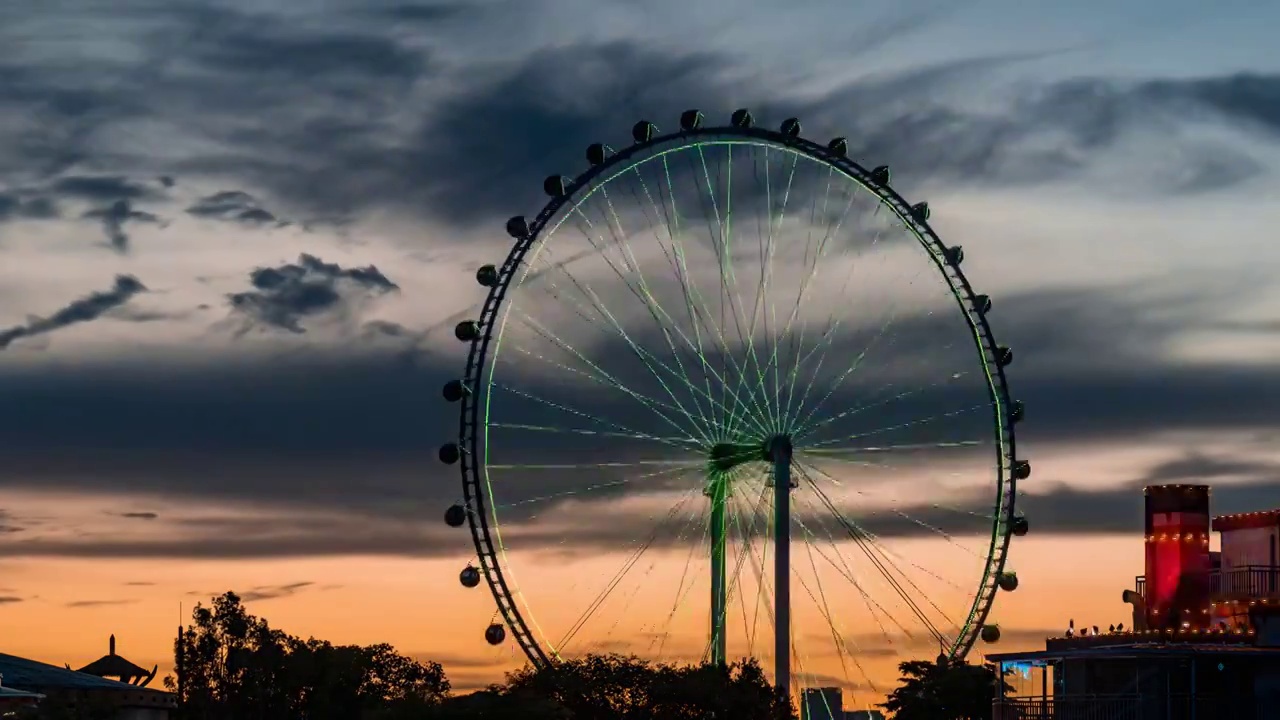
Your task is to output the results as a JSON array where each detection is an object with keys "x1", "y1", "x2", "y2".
[
  {"x1": 165, "y1": 592, "x2": 449, "y2": 720},
  {"x1": 878, "y1": 654, "x2": 1012, "y2": 720},
  {"x1": 152, "y1": 591, "x2": 1015, "y2": 719}
]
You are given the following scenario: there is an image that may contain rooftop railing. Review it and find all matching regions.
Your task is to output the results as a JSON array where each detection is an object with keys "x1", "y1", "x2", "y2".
[{"x1": 1134, "y1": 564, "x2": 1280, "y2": 600}]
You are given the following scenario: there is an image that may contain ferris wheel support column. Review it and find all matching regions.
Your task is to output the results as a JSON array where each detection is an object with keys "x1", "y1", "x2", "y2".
[
  {"x1": 708, "y1": 473, "x2": 728, "y2": 667},
  {"x1": 770, "y1": 435, "x2": 794, "y2": 699}
]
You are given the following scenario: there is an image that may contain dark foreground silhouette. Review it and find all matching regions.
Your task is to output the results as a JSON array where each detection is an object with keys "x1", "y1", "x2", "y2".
[{"x1": 18, "y1": 592, "x2": 1008, "y2": 719}]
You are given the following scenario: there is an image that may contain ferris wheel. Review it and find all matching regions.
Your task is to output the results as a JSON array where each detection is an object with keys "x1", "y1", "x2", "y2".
[{"x1": 439, "y1": 108, "x2": 1030, "y2": 701}]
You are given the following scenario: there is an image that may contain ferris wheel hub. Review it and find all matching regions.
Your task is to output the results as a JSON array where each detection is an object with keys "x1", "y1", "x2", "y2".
[{"x1": 705, "y1": 434, "x2": 792, "y2": 474}]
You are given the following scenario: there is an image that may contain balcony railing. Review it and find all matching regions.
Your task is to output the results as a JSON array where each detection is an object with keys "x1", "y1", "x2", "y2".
[
  {"x1": 994, "y1": 695, "x2": 1265, "y2": 720},
  {"x1": 1134, "y1": 564, "x2": 1280, "y2": 599}
]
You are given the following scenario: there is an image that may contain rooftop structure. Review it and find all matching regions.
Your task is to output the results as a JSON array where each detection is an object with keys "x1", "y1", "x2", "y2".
[
  {"x1": 0, "y1": 649, "x2": 174, "y2": 718},
  {"x1": 988, "y1": 484, "x2": 1280, "y2": 719},
  {"x1": 0, "y1": 673, "x2": 44, "y2": 713},
  {"x1": 74, "y1": 634, "x2": 157, "y2": 686}
]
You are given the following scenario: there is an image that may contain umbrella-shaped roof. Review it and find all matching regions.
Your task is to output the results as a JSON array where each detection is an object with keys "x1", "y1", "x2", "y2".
[{"x1": 75, "y1": 636, "x2": 156, "y2": 687}]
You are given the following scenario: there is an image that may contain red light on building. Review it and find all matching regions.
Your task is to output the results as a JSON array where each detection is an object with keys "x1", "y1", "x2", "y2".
[{"x1": 1144, "y1": 485, "x2": 1211, "y2": 630}]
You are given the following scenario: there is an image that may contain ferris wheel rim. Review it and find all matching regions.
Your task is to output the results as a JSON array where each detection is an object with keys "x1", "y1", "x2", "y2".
[{"x1": 447, "y1": 114, "x2": 1026, "y2": 671}]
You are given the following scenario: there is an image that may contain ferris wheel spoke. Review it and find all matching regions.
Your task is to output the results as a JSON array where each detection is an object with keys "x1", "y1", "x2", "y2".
[
  {"x1": 763, "y1": 151, "x2": 802, "y2": 432},
  {"x1": 557, "y1": 486, "x2": 701, "y2": 653},
  {"x1": 792, "y1": 550, "x2": 875, "y2": 697},
  {"x1": 634, "y1": 168, "x2": 736, "y2": 435},
  {"x1": 784, "y1": 203, "x2": 895, "y2": 428},
  {"x1": 711, "y1": 146, "x2": 774, "y2": 440},
  {"x1": 805, "y1": 471, "x2": 949, "y2": 647},
  {"x1": 705, "y1": 476, "x2": 769, "y2": 663},
  {"x1": 729, "y1": 466, "x2": 777, "y2": 658},
  {"x1": 791, "y1": 495, "x2": 909, "y2": 642},
  {"x1": 718, "y1": 149, "x2": 776, "y2": 440},
  {"x1": 602, "y1": 180, "x2": 732, "y2": 434},
  {"x1": 726, "y1": 480, "x2": 772, "y2": 661},
  {"x1": 650, "y1": 155, "x2": 777, "y2": 442},
  {"x1": 799, "y1": 401, "x2": 989, "y2": 450},
  {"x1": 795, "y1": 367, "x2": 981, "y2": 442},
  {"x1": 575, "y1": 189, "x2": 724, "y2": 433},
  {"x1": 519, "y1": 293, "x2": 772, "y2": 441},
  {"x1": 774, "y1": 170, "x2": 860, "y2": 430},
  {"x1": 526, "y1": 213, "x2": 776, "y2": 440},
  {"x1": 800, "y1": 471, "x2": 964, "y2": 647},
  {"x1": 740, "y1": 150, "x2": 778, "y2": 435},
  {"x1": 683, "y1": 146, "x2": 762, "y2": 438},
  {"x1": 520, "y1": 212, "x2": 730, "y2": 435},
  {"x1": 519, "y1": 260, "x2": 714, "y2": 440},
  {"x1": 510, "y1": 313, "x2": 711, "y2": 444},
  {"x1": 493, "y1": 463, "x2": 701, "y2": 513},
  {"x1": 794, "y1": 501, "x2": 879, "y2": 694},
  {"x1": 506, "y1": 340, "x2": 705, "y2": 423},
  {"x1": 788, "y1": 294, "x2": 911, "y2": 436},
  {"x1": 777, "y1": 172, "x2": 861, "y2": 430},
  {"x1": 487, "y1": 421, "x2": 703, "y2": 447},
  {"x1": 798, "y1": 458, "x2": 989, "y2": 567},
  {"x1": 600, "y1": 480, "x2": 709, "y2": 652},
  {"x1": 651, "y1": 498, "x2": 717, "y2": 661},
  {"x1": 802, "y1": 439, "x2": 985, "y2": 455},
  {"x1": 793, "y1": 484, "x2": 916, "y2": 635},
  {"x1": 487, "y1": 459, "x2": 702, "y2": 471},
  {"x1": 493, "y1": 381, "x2": 704, "y2": 450}
]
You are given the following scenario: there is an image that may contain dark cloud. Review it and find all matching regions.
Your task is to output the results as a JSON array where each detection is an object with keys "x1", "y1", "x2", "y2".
[
  {"x1": 1, "y1": 462, "x2": 1277, "y2": 562},
  {"x1": 123, "y1": 581, "x2": 155, "y2": 586},
  {"x1": 65, "y1": 599, "x2": 138, "y2": 608},
  {"x1": 0, "y1": 596, "x2": 23, "y2": 604},
  {"x1": 373, "y1": 2, "x2": 470, "y2": 22},
  {"x1": 4, "y1": 7, "x2": 1273, "y2": 228},
  {"x1": 239, "y1": 582, "x2": 317, "y2": 602},
  {"x1": 0, "y1": 275, "x2": 1276, "y2": 559},
  {"x1": 186, "y1": 10, "x2": 428, "y2": 84},
  {"x1": 50, "y1": 175, "x2": 159, "y2": 202},
  {"x1": 227, "y1": 254, "x2": 398, "y2": 333},
  {"x1": 0, "y1": 275, "x2": 148, "y2": 351},
  {"x1": 0, "y1": 191, "x2": 59, "y2": 221},
  {"x1": 207, "y1": 40, "x2": 1280, "y2": 225},
  {"x1": 186, "y1": 190, "x2": 281, "y2": 226},
  {"x1": 82, "y1": 198, "x2": 162, "y2": 252},
  {"x1": 1140, "y1": 454, "x2": 1280, "y2": 484},
  {"x1": 116, "y1": 511, "x2": 159, "y2": 520}
]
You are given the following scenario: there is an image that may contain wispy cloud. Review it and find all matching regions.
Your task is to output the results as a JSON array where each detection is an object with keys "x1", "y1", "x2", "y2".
[
  {"x1": 0, "y1": 276, "x2": 148, "y2": 351},
  {"x1": 66, "y1": 599, "x2": 138, "y2": 608},
  {"x1": 81, "y1": 199, "x2": 163, "y2": 253}
]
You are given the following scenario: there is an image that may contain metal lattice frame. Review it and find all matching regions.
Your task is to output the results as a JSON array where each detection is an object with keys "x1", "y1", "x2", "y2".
[{"x1": 447, "y1": 111, "x2": 1028, "y2": 666}]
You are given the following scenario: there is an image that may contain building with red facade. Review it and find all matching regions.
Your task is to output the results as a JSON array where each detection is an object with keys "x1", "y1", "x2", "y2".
[{"x1": 989, "y1": 484, "x2": 1280, "y2": 720}]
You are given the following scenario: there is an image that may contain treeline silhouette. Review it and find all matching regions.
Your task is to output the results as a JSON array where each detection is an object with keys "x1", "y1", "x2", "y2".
[{"x1": 49, "y1": 591, "x2": 998, "y2": 720}]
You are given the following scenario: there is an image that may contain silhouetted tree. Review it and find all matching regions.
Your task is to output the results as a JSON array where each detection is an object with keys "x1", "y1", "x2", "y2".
[
  {"x1": 167, "y1": 593, "x2": 797, "y2": 719},
  {"x1": 167, "y1": 592, "x2": 448, "y2": 720},
  {"x1": 494, "y1": 654, "x2": 794, "y2": 720},
  {"x1": 879, "y1": 655, "x2": 1012, "y2": 720}
]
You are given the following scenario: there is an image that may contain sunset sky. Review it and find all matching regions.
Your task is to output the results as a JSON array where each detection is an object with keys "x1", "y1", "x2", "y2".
[{"x1": 2, "y1": 0, "x2": 1280, "y2": 713}]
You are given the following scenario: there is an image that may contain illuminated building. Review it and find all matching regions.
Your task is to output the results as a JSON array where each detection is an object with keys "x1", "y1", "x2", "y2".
[
  {"x1": 990, "y1": 485, "x2": 1280, "y2": 720},
  {"x1": 797, "y1": 686, "x2": 884, "y2": 720},
  {"x1": 800, "y1": 687, "x2": 842, "y2": 720}
]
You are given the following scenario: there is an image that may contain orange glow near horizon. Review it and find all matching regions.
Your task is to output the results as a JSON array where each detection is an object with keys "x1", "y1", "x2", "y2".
[{"x1": 0, "y1": 532, "x2": 1143, "y2": 710}]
